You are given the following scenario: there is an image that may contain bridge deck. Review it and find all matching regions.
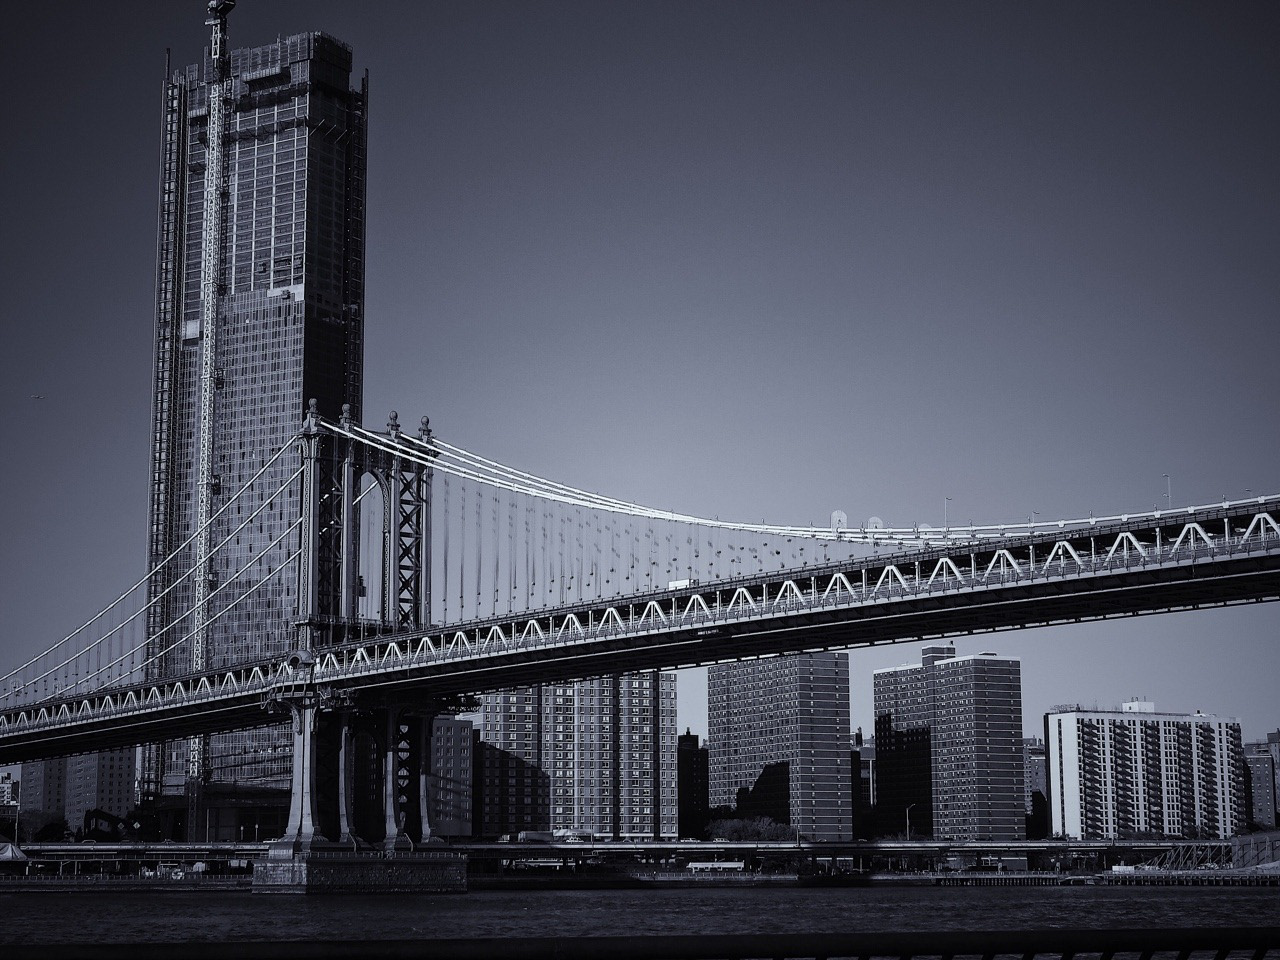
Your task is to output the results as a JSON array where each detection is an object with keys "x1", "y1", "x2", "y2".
[{"x1": 2, "y1": 501, "x2": 1277, "y2": 763}]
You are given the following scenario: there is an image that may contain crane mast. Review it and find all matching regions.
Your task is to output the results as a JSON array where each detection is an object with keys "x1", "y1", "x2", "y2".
[{"x1": 189, "y1": 0, "x2": 236, "y2": 811}]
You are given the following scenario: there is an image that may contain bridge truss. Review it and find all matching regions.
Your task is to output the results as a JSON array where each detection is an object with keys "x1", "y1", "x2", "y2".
[
  {"x1": 1, "y1": 406, "x2": 1276, "y2": 764},
  {"x1": 2, "y1": 404, "x2": 1276, "y2": 853}
]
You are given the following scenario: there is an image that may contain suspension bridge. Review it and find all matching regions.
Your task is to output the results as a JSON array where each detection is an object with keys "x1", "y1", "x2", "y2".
[
  {"x1": 2, "y1": 400, "x2": 1278, "y2": 759},
  {"x1": 1, "y1": 401, "x2": 1278, "y2": 855}
]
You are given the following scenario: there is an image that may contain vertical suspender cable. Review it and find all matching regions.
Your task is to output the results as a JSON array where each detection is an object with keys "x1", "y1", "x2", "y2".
[
  {"x1": 508, "y1": 490, "x2": 515, "y2": 615},
  {"x1": 459, "y1": 479, "x2": 467, "y2": 618},
  {"x1": 492, "y1": 490, "x2": 499, "y2": 617},
  {"x1": 442, "y1": 476, "x2": 450, "y2": 625},
  {"x1": 475, "y1": 483, "x2": 482, "y2": 616},
  {"x1": 558, "y1": 503, "x2": 566, "y2": 605}
]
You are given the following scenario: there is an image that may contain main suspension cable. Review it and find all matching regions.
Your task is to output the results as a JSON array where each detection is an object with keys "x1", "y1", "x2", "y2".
[{"x1": 0, "y1": 441, "x2": 299, "y2": 692}]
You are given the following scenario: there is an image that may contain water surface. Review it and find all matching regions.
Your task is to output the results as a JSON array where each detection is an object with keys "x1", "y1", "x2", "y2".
[{"x1": 3, "y1": 886, "x2": 1275, "y2": 944}]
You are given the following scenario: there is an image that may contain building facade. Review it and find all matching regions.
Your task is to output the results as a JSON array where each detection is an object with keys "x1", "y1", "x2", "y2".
[
  {"x1": 1024, "y1": 738, "x2": 1048, "y2": 811},
  {"x1": 1247, "y1": 731, "x2": 1280, "y2": 830},
  {"x1": 473, "y1": 720, "x2": 550, "y2": 839},
  {"x1": 18, "y1": 759, "x2": 66, "y2": 836},
  {"x1": 677, "y1": 729, "x2": 709, "y2": 839},
  {"x1": 477, "y1": 672, "x2": 677, "y2": 839},
  {"x1": 851, "y1": 729, "x2": 876, "y2": 839},
  {"x1": 19, "y1": 749, "x2": 135, "y2": 838},
  {"x1": 708, "y1": 652, "x2": 851, "y2": 841},
  {"x1": 428, "y1": 716, "x2": 474, "y2": 838},
  {"x1": 145, "y1": 29, "x2": 368, "y2": 804},
  {"x1": 1245, "y1": 744, "x2": 1277, "y2": 830},
  {"x1": 1046, "y1": 701, "x2": 1247, "y2": 840},
  {"x1": 65, "y1": 751, "x2": 136, "y2": 831},
  {"x1": 874, "y1": 645, "x2": 1024, "y2": 842},
  {"x1": 1024, "y1": 737, "x2": 1050, "y2": 838}
]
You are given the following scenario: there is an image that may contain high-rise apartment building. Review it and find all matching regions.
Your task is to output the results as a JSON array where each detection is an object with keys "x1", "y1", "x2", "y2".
[
  {"x1": 19, "y1": 748, "x2": 135, "y2": 838},
  {"x1": 874, "y1": 645, "x2": 1024, "y2": 842},
  {"x1": 677, "y1": 729, "x2": 709, "y2": 839},
  {"x1": 477, "y1": 672, "x2": 677, "y2": 839},
  {"x1": 1024, "y1": 737, "x2": 1050, "y2": 838},
  {"x1": 428, "y1": 717, "x2": 474, "y2": 838},
  {"x1": 872, "y1": 644, "x2": 947, "y2": 837},
  {"x1": 708, "y1": 653, "x2": 851, "y2": 841},
  {"x1": 145, "y1": 27, "x2": 367, "y2": 809},
  {"x1": 851, "y1": 731, "x2": 876, "y2": 839},
  {"x1": 1245, "y1": 747, "x2": 1277, "y2": 830},
  {"x1": 18, "y1": 759, "x2": 65, "y2": 837},
  {"x1": 1023, "y1": 738, "x2": 1048, "y2": 807},
  {"x1": 1247, "y1": 731, "x2": 1280, "y2": 830},
  {"x1": 65, "y1": 751, "x2": 136, "y2": 831},
  {"x1": 1046, "y1": 701, "x2": 1247, "y2": 840},
  {"x1": 473, "y1": 718, "x2": 550, "y2": 839}
]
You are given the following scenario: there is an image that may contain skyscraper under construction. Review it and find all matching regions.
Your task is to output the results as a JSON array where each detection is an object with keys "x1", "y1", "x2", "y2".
[{"x1": 144, "y1": 8, "x2": 367, "y2": 834}]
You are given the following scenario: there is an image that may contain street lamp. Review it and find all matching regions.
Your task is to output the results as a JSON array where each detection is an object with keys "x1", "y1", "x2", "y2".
[
  {"x1": 905, "y1": 803, "x2": 916, "y2": 841},
  {"x1": 1163, "y1": 474, "x2": 1172, "y2": 509},
  {"x1": 944, "y1": 498, "x2": 952, "y2": 530}
]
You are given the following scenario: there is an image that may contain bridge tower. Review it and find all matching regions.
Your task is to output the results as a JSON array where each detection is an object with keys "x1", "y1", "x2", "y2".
[{"x1": 264, "y1": 402, "x2": 447, "y2": 863}]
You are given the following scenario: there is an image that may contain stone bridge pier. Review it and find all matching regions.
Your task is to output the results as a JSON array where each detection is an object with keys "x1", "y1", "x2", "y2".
[
  {"x1": 253, "y1": 694, "x2": 467, "y2": 893},
  {"x1": 268, "y1": 698, "x2": 442, "y2": 858}
]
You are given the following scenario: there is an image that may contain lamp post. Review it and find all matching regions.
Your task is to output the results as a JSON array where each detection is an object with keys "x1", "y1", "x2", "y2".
[
  {"x1": 1163, "y1": 474, "x2": 1172, "y2": 509},
  {"x1": 906, "y1": 803, "x2": 916, "y2": 841},
  {"x1": 944, "y1": 498, "x2": 951, "y2": 530}
]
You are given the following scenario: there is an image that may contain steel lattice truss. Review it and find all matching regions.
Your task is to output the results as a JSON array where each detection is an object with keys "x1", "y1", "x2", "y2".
[{"x1": 2, "y1": 494, "x2": 1277, "y2": 765}]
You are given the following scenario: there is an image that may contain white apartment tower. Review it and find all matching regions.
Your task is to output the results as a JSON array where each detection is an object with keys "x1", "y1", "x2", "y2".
[{"x1": 1046, "y1": 701, "x2": 1246, "y2": 840}]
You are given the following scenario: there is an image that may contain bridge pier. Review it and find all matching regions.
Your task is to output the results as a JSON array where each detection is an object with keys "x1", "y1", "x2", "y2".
[
  {"x1": 255, "y1": 702, "x2": 464, "y2": 892},
  {"x1": 382, "y1": 709, "x2": 413, "y2": 853},
  {"x1": 335, "y1": 709, "x2": 357, "y2": 846},
  {"x1": 268, "y1": 703, "x2": 322, "y2": 858},
  {"x1": 255, "y1": 696, "x2": 463, "y2": 892},
  {"x1": 253, "y1": 406, "x2": 462, "y2": 889}
]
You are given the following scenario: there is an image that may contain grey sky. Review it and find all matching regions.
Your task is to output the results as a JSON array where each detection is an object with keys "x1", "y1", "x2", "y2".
[{"x1": 1, "y1": 1, "x2": 1277, "y2": 752}]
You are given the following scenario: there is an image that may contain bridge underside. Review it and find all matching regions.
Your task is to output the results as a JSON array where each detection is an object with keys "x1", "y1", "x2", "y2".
[{"x1": 3, "y1": 552, "x2": 1276, "y2": 765}]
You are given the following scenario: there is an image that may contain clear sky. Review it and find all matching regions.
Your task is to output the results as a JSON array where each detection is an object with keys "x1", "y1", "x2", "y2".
[{"x1": 1, "y1": 1, "x2": 1277, "y2": 759}]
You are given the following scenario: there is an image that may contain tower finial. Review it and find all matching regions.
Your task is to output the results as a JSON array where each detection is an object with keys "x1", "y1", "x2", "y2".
[
  {"x1": 304, "y1": 398, "x2": 321, "y2": 434},
  {"x1": 387, "y1": 410, "x2": 400, "y2": 437}
]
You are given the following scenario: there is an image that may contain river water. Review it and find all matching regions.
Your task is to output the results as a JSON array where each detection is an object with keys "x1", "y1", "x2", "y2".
[{"x1": 2, "y1": 886, "x2": 1276, "y2": 944}]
